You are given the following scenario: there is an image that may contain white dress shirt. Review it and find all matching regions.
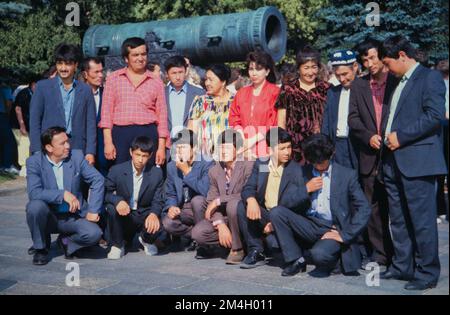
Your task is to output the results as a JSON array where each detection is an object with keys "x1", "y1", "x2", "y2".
[{"x1": 336, "y1": 87, "x2": 351, "y2": 138}]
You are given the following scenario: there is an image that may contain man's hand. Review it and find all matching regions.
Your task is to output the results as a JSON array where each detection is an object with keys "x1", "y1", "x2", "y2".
[
  {"x1": 155, "y1": 148, "x2": 166, "y2": 166},
  {"x1": 116, "y1": 200, "x2": 131, "y2": 216},
  {"x1": 306, "y1": 177, "x2": 323, "y2": 193},
  {"x1": 217, "y1": 223, "x2": 232, "y2": 248},
  {"x1": 321, "y1": 229, "x2": 343, "y2": 243},
  {"x1": 145, "y1": 213, "x2": 160, "y2": 234},
  {"x1": 63, "y1": 191, "x2": 80, "y2": 213},
  {"x1": 263, "y1": 222, "x2": 274, "y2": 234},
  {"x1": 205, "y1": 201, "x2": 218, "y2": 220},
  {"x1": 104, "y1": 142, "x2": 116, "y2": 160},
  {"x1": 386, "y1": 132, "x2": 400, "y2": 151},
  {"x1": 369, "y1": 134, "x2": 382, "y2": 150},
  {"x1": 246, "y1": 198, "x2": 261, "y2": 220},
  {"x1": 167, "y1": 206, "x2": 181, "y2": 220},
  {"x1": 176, "y1": 160, "x2": 191, "y2": 176},
  {"x1": 86, "y1": 212, "x2": 100, "y2": 223},
  {"x1": 85, "y1": 154, "x2": 95, "y2": 165}
]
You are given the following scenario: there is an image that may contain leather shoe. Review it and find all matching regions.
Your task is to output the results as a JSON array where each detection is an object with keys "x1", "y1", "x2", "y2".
[
  {"x1": 195, "y1": 246, "x2": 215, "y2": 259},
  {"x1": 380, "y1": 270, "x2": 404, "y2": 280},
  {"x1": 281, "y1": 257, "x2": 307, "y2": 276},
  {"x1": 404, "y1": 280, "x2": 437, "y2": 291},
  {"x1": 240, "y1": 250, "x2": 266, "y2": 269},
  {"x1": 186, "y1": 240, "x2": 198, "y2": 252},
  {"x1": 28, "y1": 246, "x2": 37, "y2": 255},
  {"x1": 32, "y1": 249, "x2": 49, "y2": 265}
]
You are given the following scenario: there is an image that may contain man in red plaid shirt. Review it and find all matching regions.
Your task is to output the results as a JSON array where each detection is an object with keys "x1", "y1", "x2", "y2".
[{"x1": 99, "y1": 37, "x2": 169, "y2": 166}]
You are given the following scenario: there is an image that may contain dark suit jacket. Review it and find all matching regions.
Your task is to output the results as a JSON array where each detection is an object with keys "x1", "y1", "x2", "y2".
[
  {"x1": 381, "y1": 64, "x2": 447, "y2": 177},
  {"x1": 26, "y1": 150, "x2": 105, "y2": 217},
  {"x1": 30, "y1": 77, "x2": 97, "y2": 155},
  {"x1": 303, "y1": 162, "x2": 371, "y2": 272},
  {"x1": 321, "y1": 85, "x2": 358, "y2": 168},
  {"x1": 206, "y1": 161, "x2": 254, "y2": 204},
  {"x1": 348, "y1": 74, "x2": 399, "y2": 175},
  {"x1": 164, "y1": 159, "x2": 213, "y2": 212},
  {"x1": 165, "y1": 82, "x2": 205, "y2": 132},
  {"x1": 241, "y1": 159, "x2": 310, "y2": 214},
  {"x1": 105, "y1": 161, "x2": 165, "y2": 217}
]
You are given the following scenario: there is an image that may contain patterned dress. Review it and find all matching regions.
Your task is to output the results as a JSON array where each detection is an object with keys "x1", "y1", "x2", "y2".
[
  {"x1": 275, "y1": 79, "x2": 329, "y2": 164},
  {"x1": 189, "y1": 94, "x2": 235, "y2": 158}
]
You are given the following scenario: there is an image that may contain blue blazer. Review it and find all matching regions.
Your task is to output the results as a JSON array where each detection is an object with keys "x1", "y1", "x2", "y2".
[
  {"x1": 381, "y1": 64, "x2": 447, "y2": 177},
  {"x1": 303, "y1": 162, "x2": 371, "y2": 273},
  {"x1": 241, "y1": 159, "x2": 310, "y2": 214},
  {"x1": 30, "y1": 77, "x2": 97, "y2": 155},
  {"x1": 26, "y1": 150, "x2": 105, "y2": 217},
  {"x1": 321, "y1": 85, "x2": 358, "y2": 168},
  {"x1": 165, "y1": 82, "x2": 205, "y2": 131},
  {"x1": 164, "y1": 159, "x2": 213, "y2": 212},
  {"x1": 105, "y1": 161, "x2": 165, "y2": 217}
]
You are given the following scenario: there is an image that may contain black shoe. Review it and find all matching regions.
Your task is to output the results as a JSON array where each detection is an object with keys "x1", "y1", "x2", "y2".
[
  {"x1": 57, "y1": 236, "x2": 75, "y2": 260},
  {"x1": 240, "y1": 250, "x2": 266, "y2": 269},
  {"x1": 28, "y1": 246, "x2": 36, "y2": 255},
  {"x1": 195, "y1": 246, "x2": 215, "y2": 259},
  {"x1": 32, "y1": 249, "x2": 49, "y2": 265},
  {"x1": 380, "y1": 270, "x2": 404, "y2": 280},
  {"x1": 281, "y1": 257, "x2": 307, "y2": 276},
  {"x1": 186, "y1": 240, "x2": 198, "y2": 252},
  {"x1": 404, "y1": 280, "x2": 437, "y2": 291}
]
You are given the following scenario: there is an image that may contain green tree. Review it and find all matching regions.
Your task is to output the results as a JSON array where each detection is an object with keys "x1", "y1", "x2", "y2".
[{"x1": 315, "y1": 0, "x2": 449, "y2": 63}]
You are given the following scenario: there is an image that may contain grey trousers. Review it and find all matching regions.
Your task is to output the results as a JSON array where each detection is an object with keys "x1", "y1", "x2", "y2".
[{"x1": 26, "y1": 200, "x2": 102, "y2": 255}]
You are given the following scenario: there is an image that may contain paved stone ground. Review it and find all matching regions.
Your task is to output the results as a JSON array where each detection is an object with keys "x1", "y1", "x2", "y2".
[{"x1": 0, "y1": 190, "x2": 448, "y2": 295}]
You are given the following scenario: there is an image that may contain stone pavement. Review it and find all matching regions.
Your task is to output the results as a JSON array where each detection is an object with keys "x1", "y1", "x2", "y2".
[{"x1": 0, "y1": 189, "x2": 448, "y2": 295}]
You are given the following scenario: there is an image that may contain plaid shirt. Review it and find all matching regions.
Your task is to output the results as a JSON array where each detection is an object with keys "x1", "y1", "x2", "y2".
[
  {"x1": 369, "y1": 71, "x2": 388, "y2": 134},
  {"x1": 99, "y1": 68, "x2": 169, "y2": 139}
]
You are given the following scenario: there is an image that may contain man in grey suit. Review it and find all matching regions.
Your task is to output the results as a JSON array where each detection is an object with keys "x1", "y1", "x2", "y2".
[
  {"x1": 30, "y1": 44, "x2": 97, "y2": 165},
  {"x1": 26, "y1": 127, "x2": 104, "y2": 266},
  {"x1": 164, "y1": 55, "x2": 205, "y2": 138},
  {"x1": 192, "y1": 130, "x2": 254, "y2": 264}
]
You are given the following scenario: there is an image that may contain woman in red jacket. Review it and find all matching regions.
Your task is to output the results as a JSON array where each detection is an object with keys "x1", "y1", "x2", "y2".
[{"x1": 229, "y1": 51, "x2": 280, "y2": 159}]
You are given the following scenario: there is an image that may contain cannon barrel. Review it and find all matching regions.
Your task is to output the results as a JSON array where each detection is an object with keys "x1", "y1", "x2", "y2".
[{"x1": 82, "y1": 6, "x2": 287, "y2": 64}]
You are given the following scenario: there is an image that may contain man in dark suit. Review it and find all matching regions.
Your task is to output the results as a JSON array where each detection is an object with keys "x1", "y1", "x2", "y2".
[
  {"x1": 26, "y1": 127, "x2": 104, "y2": 265},
  {"x1": 271, "y1": 134, "x2": 371, "y2": 276},
  {"x1": 237, "y1": 128, "x2": 310, "y2": 269},
  {"x1": 105, "y1": 136, "x2": 165, "y2": 259},
  {"x1": 162, "y1": 129, "x2": 212, "y2": 251},
  {"x1": 348, "y1": 39, "x2": 399, "y2": 267},
  {"x1": 30, "y1": 44, "x2": 97, "y2": 166},
  {"x1": 192, "y1": 130, "x2": 254, "y2": 264},
  {"x1": 164, "y1": 55, "x2": 205, "y2": 139},
  {"x1": 81, "y1": 57, "x2": 110, "y2": 176},
  {"x1": 379, "y1": 35, "x2": 447, "y2": 290},
  {"x1": 322, "y1": 50, "x2": 359, "y2": 170}
]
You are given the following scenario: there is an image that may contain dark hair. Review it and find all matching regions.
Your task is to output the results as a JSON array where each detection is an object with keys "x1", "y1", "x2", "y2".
[
  {"x1": 379, "y1": 35, "x2": 416, "y2": 60},
  {"x1": 54, "y1": 43, "x2": 81, "y2": 64},
  {"x1": 217, "y1": 129, "x2": 243, "y2": 150},
  {"x1": 296, "y1": 46, "x2": 321, "y2": 69},
  {"x1": 172, "y1": 129, "x2": 197, "y2": 148},
  {"x1": 147, "y1": 61, "x2": 160, "y2": 72},
  {"x1": 206, "y1": 64, "x2": 231, "y2": 83},
  {"x1": 121, "y1": 37, "x2": 147, "y2": 59},
  {"x1": 246, "y1": 50, "x2": 277, "y2": 84},
  {"x1": 130, "y1": 136, "x2": 154, "y2": 154},
  {"x1": 81, "y1": 57, "x2": 103, "y2": 72},
  {"x1": 41, "y1": 126, "x2": 67, "y2": 153},
  {"x1": 266, "y1": 127, "x2": 292, "y2": 148},
  {"x1": 355, "y1": 38, "x2": 381, "y2": 64},
  {"x1": 302, "y1": 134, "x2": 335, "y2": 164},
  {"x1": 42, "y1": 65, "x2": 57, "y2": 79},
  {"x1": 164, "y1": 55, "x2": 187, "y2": 72}
]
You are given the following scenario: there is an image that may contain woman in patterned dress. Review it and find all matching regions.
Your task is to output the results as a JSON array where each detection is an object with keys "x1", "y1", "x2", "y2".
[
  {"x1": 188, "y1": 64, "x2": 233, "y2": 159},
  {"x1": 276, "y1": 46, "x2": 330, "y2": 164}
]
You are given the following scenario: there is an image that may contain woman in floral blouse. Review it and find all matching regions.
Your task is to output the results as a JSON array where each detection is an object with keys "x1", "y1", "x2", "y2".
[
  {"x1": 276, "y1": 46, "x2": 330, "y2": 164},
  {"x1": 188, "y1": 64, "x2": 234, "y2": 158}
]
